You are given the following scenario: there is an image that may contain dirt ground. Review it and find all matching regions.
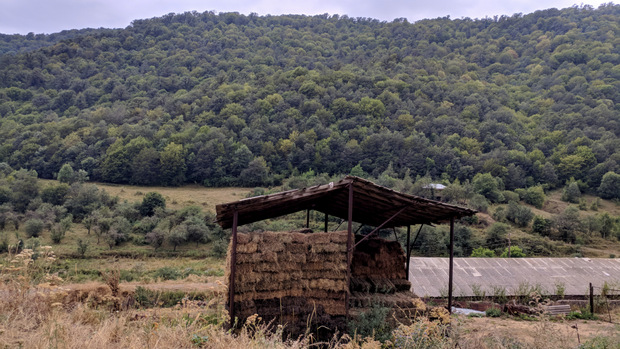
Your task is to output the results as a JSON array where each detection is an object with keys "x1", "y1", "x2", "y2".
[{"x1": 457, "y1": 315, "x2": 619, "y2": 348}]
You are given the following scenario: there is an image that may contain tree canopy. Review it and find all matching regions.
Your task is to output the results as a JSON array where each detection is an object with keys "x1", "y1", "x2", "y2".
[{"x1": 0, "y1": 6, "x2": 618, "y2": 191}]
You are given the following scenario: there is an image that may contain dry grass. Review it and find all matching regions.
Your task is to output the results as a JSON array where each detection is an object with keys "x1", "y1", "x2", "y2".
[
  {"x1": 92, "y1": 182, "x2": 251, "y2": 213},
  {"x1": 39, "y1": 179, "x2": 251, "y2": 213}
]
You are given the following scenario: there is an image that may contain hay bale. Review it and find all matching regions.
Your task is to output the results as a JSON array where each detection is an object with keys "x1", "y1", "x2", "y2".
[
  {"x1": 236, "y1": 242, "x2": 258, "y2": 254},
  {"x1": 307, "y1": 232, "x2": 331, "y2": 244},
  {"x1": 261, "y1": 241, "x2": 285, "y2": 253},
  {"x1": 290, "y1": 232, "x2": 309, "y2": 243},
  {"x1": 237, "y1": 233, "x2": 251, "y2": 244},
  {"x1": 329, "y1": 231, "x2": 348, "y2": 243},
  {"x1": 236, "y1": 253, "x2": 261, "y2": 263},
  {"x1": 311, "y1": 244, "x2": 343, "y2": 253},
  {"x1": 263, "y1": 231, "x2": 293, "y2": 244}
]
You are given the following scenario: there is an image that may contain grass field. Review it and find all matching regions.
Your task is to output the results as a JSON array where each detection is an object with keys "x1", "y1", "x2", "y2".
[{"x1": 40, "y1": 179, "x2": 252, "y2": 213}]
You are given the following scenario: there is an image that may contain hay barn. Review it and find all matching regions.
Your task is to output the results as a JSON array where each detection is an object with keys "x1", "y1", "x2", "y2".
[{"x1": 216, "y1": 176, "x2": 476, "y2": 336}]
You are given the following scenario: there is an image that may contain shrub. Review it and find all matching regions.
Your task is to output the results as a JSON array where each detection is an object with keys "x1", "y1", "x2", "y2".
[
  {"x1": 502, "y1": 190, "x2": 520, "y2": 203},
  {"x1": 152, "y1": 267, "x2": 181, "y2": 280},
  {"x1": 523, "y1": 186, "x2": 546, "y2": 208},
  {"x1": 24, "y1": 218, "x2": 44, "y2": 237},
  {"x1": 348, "y1": 302, "x2": 393, "y2": 343},
  {"x1": 139, "y1": 192, "x2": 166, "y2": 217},
  {"x1": 486, "y1": 222, "x2": 510, "y2": 247},
  {"x1": 76, "y1": 238, "x2": 89, "y2": 257},
  {"x1": 532, "y1": 216, "x2": 552, "y2": 236},
  {"x1": 486, "y1": 308, "x2": 502, "y2": 317},
  {"x1": 50, "y1": 223, "x2": 65, "y2": 243},
  {"x1": 468, "y1": 194, "x2": 489, "y2": 212},
  {"x1": 211, "y1": 238, "x2": 228, "y2": 258},
  {"x1": 471, "y1": 247, "x2": 495, "y2": 257},
  {"x1": 505, "y1": 201, "x2": 533, "y2": 227},
  {"x1": 598, "y1": 171, "x2": 620, "y2": 200},
  {"x1": 500, "y1": 246, "x2": 525, "y2": 258},
  {"x1": 561, "y1": 181, "x2": 581, "y2": 203},
  {"x1": 146, "y1": 228, "x2": 165, "y2": 250}
]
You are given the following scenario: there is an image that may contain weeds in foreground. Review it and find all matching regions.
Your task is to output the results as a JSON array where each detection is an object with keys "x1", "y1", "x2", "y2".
[{"x1": 2, "y1": 249, "x2": 620, "y2": 348}]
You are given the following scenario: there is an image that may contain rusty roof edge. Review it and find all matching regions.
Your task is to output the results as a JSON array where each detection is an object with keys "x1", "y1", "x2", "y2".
[
  {"x1": 346, "y1": 175, "x2": 476, "y2": 215},
  {"x1": 215, "y1": 176, "x2": 476, "y2": 227}
]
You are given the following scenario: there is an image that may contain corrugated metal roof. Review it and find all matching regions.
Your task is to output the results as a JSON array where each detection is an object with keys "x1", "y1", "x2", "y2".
[
  {"x1": 216, "y1": 176, "x2": 476, "y2": 229},
  {"x1": 409, "y1": 257, "x2": 620, "y2": 297}
]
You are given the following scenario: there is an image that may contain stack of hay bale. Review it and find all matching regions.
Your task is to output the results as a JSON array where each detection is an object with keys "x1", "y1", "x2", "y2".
[
  {"x1": 226, "y1": 230, "x2": 348, "y2": 335},
  {"x1": 350, "y1": 236, "x2": 423, "y2": 323}
]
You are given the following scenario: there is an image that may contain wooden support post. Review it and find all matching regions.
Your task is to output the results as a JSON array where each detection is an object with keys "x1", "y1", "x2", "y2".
[
  {"x1": 406, "y1": 225, "x2": 411, "y2": 281},
  {"x1": 448, "y1": 216, "x2": 454, "y2": 314},
  {"x1": 306, "y1": 209, "x2": 310, "y2": 228},
  {"x1": 346, "y1": 183, "x2": 353, "y2": 319},
  {"x1": 324, "y1": 213, "x2": 328, "y2": 232},
  {"x1": 228, "y1": 210, "x2": 238, "y2": 328},
  {"x1": 590, "y1": 283, "x2": 594, "y2": 314}
]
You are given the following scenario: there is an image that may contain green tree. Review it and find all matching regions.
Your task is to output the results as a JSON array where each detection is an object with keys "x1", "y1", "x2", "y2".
[
  {"x1": 505, "y1": 201, "x2": 534, "y2": 227},
  {"x1": 57, "y1": 163, "x2": 75, "y2": 184},
  {"x1": 24, "y1": 218, "x2": 44, "y2": 237},
  {"x1": 131, "y1": 148, "x2": 161, "y2": 185},
  {"x1": 553, "y1": 206, "x2": 581, "y2": 243},
  {"x1": 239, "y1": 157, "x2": 270, "y2": 187},
  {"x1": 598, "y1": 172, "x2": 620, "y2": 200},
  {"x1": 41, "y1": 183, "x2": 70, "y2": 206},
  {"x1": 139, "y1": 192, "x2": 166, "y2": 217},
  {"x1": 10, "y1": 169, "x2": 39, "y2": 213},
  {"x1": 159, "y1": 142, "x2": 186, "y2": 186},
  {"x1": 561, "y1": 181, "x2": 581, "y2": 203},
  {"x1": 486, "y1": 223, "x2": 509, "y2": 249},
  {"x1": 167, "y1": 224, "x2": 188, "y2": 251},
  {"x1": 472, "y1": 173, "x2": 504, "y2": 203}
]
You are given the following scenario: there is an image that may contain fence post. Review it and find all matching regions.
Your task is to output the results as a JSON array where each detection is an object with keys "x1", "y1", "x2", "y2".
[{"x1": 589, "y1": 283, "x2": 594, "y2": 314}]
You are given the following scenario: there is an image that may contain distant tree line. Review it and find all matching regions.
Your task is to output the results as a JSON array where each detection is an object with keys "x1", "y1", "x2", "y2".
[{"x1": 0, "y1": 6, "x2": 618, "y2": 195}]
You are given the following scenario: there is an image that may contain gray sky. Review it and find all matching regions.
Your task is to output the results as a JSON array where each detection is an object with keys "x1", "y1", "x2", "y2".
[{"x1": 0, "y1": 0, "x2": 616, "y2": 35}]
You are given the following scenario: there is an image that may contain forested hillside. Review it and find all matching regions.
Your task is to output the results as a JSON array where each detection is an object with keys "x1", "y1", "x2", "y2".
[{"x1": 0, "y1": 5, "x2": 619, "y2": 194}]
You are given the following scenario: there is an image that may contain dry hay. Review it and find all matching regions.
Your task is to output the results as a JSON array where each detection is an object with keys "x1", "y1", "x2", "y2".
[
  {"x1": 227, "y1": 230, "x2": 349, "y2": 336},
  {"x1": 349, "y1": 236, "x2": 423, "y2": 325}
]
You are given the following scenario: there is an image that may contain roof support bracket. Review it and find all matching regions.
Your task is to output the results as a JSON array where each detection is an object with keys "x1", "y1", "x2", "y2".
[{"x1": 350, "y1": 206, "x2": 407, "y2": 251}]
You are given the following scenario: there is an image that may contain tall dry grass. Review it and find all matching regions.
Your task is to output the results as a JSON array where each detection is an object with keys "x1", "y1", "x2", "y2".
[{"x1": 2, "y1": 247, "x2": 619, "y2": 348}]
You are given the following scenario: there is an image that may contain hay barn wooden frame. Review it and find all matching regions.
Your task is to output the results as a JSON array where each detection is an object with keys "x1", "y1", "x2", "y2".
[{"x1": 216, "y1": 175, "x2": 476, "y2": 326}]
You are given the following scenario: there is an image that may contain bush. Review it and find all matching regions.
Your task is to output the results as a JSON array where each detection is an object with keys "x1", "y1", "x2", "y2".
[
  {"x1": 561, "y1": 181, "x2": 581, "y2": 203},
  {"x1": 76, "y1": 238, "x2": 89, "y2": 257},
  {"x1": 531, "y1": 216, "x2": 552, "y2": 236},
  {"x1": 469, "y1": 194, "x2": 489, "y2": 212},
  {"x1": 505, "y1": 201, "x2": 534, "y2": 227},
  {"x1": 139, "y1": 192, "x2": 166, "y2": 217},
  {"x1": 471, "y1": 247, "x2": 495, "y2": 257},
  {"x1": 152, "y1": 267, "x2": 181, "y2": 280},
  {"x1": 24, "y1": 218, "x2": 44, "y2": 237},
  {"x1": 485, "y1": 308, "x2": 502, "y2": 317},
  {"x1": 502, "y1": 190, "x2": 520, "y2": 203},
  {"x1": 500, "y1": 246, "x2": 525, "y2": 257},
  {"x1": 523, "y1": 186, "x2": 546, "y2": 209},
  {"x1": 348, "y1": 302, "x2": 394, "y2": 343},
  {"x1": 598, "y1": 171, "x2": 620, "y2": 200}
]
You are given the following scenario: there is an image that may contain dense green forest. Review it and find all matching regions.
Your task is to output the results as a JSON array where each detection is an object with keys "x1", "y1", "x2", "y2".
[{"x1": 0, "y1": 5, "x2": 619, "y2": 194}]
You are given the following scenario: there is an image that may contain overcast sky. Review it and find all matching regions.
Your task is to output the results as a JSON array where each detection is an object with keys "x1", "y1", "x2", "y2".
[{"x1": 0, "y1": 0, "x2": 616, "y2": 35}]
